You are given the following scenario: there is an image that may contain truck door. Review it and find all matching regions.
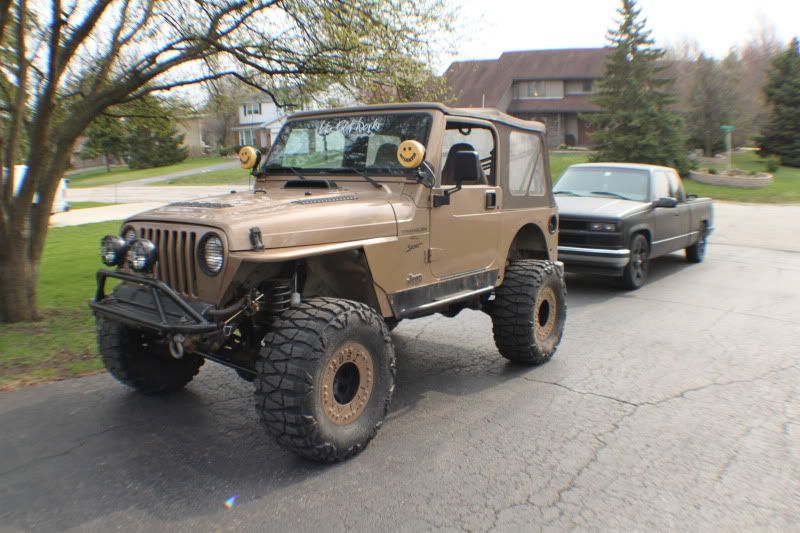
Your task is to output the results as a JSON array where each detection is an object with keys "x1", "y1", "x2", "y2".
[
  {"x1": 428, "y1": 120, "x2": 501, "y2": 279},
  {"x1": 652, "y1": 170, "x2": 686, "y2": 255}
]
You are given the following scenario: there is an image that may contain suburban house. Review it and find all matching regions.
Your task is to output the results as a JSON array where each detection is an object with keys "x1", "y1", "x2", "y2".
[
  {"x1": 233, "y1": 96, "x2": 288, "y2": 149},
  {"x1": 445, "y1": 48, "x2": 612, "y2": 148}
]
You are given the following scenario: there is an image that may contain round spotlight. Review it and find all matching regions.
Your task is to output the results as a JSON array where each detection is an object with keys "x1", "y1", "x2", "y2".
[
  {"x1": 122, "y1": 226, "x2": 138, "y2": 243},
  {"x1": 198, "y1": 233, "x2": 224, "y2": 276},
  {"x1": 100, "y1": 235, "x2": 127, "y2": 266},
  {"x1": 126, "y1": 239, "x2": 158, "y2": 272}
]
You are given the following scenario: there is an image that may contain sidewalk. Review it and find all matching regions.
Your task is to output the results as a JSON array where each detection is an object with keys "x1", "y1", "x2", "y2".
[{"x1": 50, "y1": 202, "x2": 166, "y2": 227}]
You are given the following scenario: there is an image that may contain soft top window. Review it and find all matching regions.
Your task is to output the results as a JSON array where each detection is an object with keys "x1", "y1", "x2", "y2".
[{"x1": 264, "y1": 113, "x2": 432, "y2": 176}]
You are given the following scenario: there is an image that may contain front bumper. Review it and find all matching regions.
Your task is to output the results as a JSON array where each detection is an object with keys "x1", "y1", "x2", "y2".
[
  {"x1": 557, "y1": 246, "x2": 631, "y2": 268},
  {"x1": 89, "y1": 270, "x2": 220, "y2": 335}
]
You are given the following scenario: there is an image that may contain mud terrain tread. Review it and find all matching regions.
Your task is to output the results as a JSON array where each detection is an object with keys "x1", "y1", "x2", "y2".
[
  {"x1": 97, "y1": 319, "x2": 203, "y2": 393},
  {"x1": 491, "y1": 260, "x2": 567, "y2": 365},
  {"x1": 255, "y1": 297, "x2": 395, "y2": 463}
]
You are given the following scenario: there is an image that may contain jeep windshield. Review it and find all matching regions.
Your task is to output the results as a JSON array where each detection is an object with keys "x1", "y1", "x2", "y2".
[
  {"x1": 263, "y1": 113, "x2": 432, "y2": 178},
  {"x1": 554, "y1": 166, "x2": 650, "y2": 202}
]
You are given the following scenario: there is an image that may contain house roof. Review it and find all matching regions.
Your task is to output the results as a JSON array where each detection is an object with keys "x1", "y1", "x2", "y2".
[{"x1": 446, "y1": 48, "x2": 612, "y2": 109}]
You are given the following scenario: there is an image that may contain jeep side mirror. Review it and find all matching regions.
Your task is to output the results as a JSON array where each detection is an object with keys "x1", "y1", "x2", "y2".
[
  {"x1": 452, "y1": 151, "x2": 482, "y2": 185},
  {"x1": 653, "y1": 196, "x2": 678, "y2": 208}
]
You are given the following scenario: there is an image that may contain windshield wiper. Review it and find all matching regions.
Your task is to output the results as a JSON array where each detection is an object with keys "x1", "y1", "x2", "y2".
[
  {"x1": 590, "y1": 191, "x2": 632, "y2": 200},
  {"x1": 264, "y1": 164, "x2": 306, "y2": 180},
  {"x1": 554, "y1": 190, "x2": 581, "y2": 196},
  {"x1": 327, "y1": 167, "x2": 382, "y2": 189}
]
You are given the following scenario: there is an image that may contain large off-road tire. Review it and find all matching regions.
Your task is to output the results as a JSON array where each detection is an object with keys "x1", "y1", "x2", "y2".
[
  {"x1": 255, "y1": 298, "x2": 395, "y2": 463},
  {"x1": 685, "y1": 224, "x2": 708, "y2": 263},
  {"x1": 619, "y1": 233, "x2": 650, "y2": 290},
  {"x1": 490, "y1": 260, "x2": 567, "y2": 365},
  {"x1": 97, "y1": 319, "x2": 204, "y2": 394}
]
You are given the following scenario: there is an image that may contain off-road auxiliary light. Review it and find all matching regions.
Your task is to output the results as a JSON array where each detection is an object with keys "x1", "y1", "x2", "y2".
[
  {"x1": 100, "y1": 235, "x2": 128, "y2": 266},
  {"x1": 589, "y1": 222, "x2": 617, "y2": 232},
  {"x1": 198, "y1": 233, "x2": 224, "y2": 275},
  {"x1": 126, "y1": 239, "x2": 158, "y2": 273},
  {"x1": 122, "y1": 225, "x2": 138, "y2": 243}
]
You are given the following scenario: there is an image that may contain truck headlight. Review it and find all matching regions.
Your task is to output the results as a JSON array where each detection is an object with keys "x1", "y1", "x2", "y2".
[
  {"x1": 589, "y1": 222, "x2": 617, "y2": 232},
  {"x1": 126, "y1": 239, "x2": 158, "y2": 272},
  {"x1": 199, "y1": 233, "x2": 224, "y2": 275},
  {"x1": 100, "y1": 235, "x2": 127, "y2": 266}
]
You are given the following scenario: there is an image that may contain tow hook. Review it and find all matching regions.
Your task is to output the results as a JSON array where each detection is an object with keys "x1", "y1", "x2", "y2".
[{"x1": 169, "y1": 334, "x2": 185, "y2": 359}]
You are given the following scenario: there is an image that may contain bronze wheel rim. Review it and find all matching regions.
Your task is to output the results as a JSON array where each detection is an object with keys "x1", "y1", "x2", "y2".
[
  {"x1": 321, "y1": 341, "x2": 374, "y2": 426},
  {"x1": 534, "y1": 286, "x2": 557, "y2": 342}
]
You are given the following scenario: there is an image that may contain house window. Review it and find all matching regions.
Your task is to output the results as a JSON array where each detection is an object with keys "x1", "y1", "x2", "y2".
[
  {"x1": 239, "y1": 129, "x2": 256, "y2": 146},
  {"x1": 243, "y1": 103, "x2": 262, "y2": 116},
  {"x1": 514, "y1": 80, "x2": 563, "y2": 99},
  {"x1": 565, "y1": 80, "x2": 595, "y2": 95}
]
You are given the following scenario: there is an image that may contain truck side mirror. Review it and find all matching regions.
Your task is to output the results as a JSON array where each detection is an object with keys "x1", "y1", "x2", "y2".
[
  {"x1": 653, "y1": 196, "x2": 678, "y2": 208},
  {"x1": 452, "y1": 151, "x2": 482, "y2": 185}
]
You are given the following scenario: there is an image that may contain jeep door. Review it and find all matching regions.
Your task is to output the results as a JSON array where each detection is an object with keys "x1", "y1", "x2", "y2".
[{"x1": 428, "y1": 120, "x2": 501, "y2": 278}]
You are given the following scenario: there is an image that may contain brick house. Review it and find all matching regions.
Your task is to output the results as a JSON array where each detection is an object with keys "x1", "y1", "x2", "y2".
[{"x1": 445, "y1": 48, "x2": 612, "y2": 148}]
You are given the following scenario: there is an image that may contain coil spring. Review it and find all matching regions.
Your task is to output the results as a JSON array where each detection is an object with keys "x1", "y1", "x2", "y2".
[{"x1": 266, "y1": 279, "x2": 292, "y2": 316}]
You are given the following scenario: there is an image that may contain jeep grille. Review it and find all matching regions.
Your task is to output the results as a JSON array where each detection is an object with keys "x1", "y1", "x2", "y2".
[{"x1": 137, "y1": 226, "x2": 198, "y2": 296}]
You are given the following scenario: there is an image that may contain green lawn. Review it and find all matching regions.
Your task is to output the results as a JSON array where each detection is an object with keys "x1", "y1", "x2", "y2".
[
  {"x1": 549, "y1": 151, "x2": 591, "y2": 181},
  {"x1": 69, "y1": 201, "x2": 114, "y2": 210},
  {"x1": 684, "y1": 152, "x2": 800, "y2": 203},
  {"x1": 0, "y1": 221, "x2": 121, "y2": 389},
  {"x1": 153, "y1": 167, "x2": 251, "y2": 186},
  {"x1": 67, "y1": 157, "x2": 231, "y2": 188}
]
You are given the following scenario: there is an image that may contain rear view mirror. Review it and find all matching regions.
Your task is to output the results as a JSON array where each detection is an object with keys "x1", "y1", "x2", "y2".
[
  {"x1": 452, "y1": 151, "x2": 482, "y2": 185},
  {"x1": 653, "y1": 196, "x2": 678, "y2": 208}
]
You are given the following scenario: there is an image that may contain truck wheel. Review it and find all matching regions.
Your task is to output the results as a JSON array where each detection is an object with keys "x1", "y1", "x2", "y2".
[
  {"x1": 490, "y1": 260, "x2": 567, "y2": 365},
  {"x1": 255, "y1": 297, "x2": 395, "y2": 462},
  {"x1": 619, "y1": 233, "x2": 649, "y2": 290},
  {"x1": 97, "y1": 319, "x2": 204, "y2": 394},
  {"x1": 685, "y1": 225, "x2": 708, "y2": 263}
]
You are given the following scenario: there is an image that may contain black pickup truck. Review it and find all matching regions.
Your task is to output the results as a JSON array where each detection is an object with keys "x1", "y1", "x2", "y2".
[{"x1": 554, "y1": 163, "x2": 714, "y2": 289}]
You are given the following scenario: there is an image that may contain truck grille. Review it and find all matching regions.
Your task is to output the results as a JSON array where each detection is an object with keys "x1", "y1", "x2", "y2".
[{"x1": 138, "y1": 226, "x2": 198, "y2": 296}]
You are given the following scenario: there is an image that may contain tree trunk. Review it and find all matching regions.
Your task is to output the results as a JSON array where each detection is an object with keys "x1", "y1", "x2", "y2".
[
  {"x1": 0, "y1": 230, "x2": 40, "y2": 322},
  {"x1": 104, "y1": 152, "x2": 111, "y2": 172}
]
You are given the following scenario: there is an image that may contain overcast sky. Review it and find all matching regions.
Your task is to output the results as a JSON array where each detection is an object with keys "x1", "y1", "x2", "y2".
[{"x1": 442, "y1": 0, "x2": 799, "y2": 69}]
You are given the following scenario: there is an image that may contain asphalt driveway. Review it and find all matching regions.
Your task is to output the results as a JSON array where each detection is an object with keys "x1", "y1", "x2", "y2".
[{"x1": 1, "y1": 204, "x2": 799, "y2": 532}]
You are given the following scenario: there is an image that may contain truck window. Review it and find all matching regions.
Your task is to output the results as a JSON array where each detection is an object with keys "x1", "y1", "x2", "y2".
[
  {"x1": 508, "y1": 132, "x2": 544, "y2": 196},
  {"x1": 441, "y1": 123, "x2": 495, "y2": 185},
  {"x1": 667, "y1": 171, "x2": 685, "y2": 202},
  {"x1": 652, "y1": 171, "x2": 669, "y2": 199}
]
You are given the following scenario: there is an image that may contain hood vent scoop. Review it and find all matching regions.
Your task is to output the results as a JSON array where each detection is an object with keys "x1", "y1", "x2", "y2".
[
  {"x1": 292, "y1": 194, "x2": 359, "y2": 205},
  {"x1": 167, "y1": 201, "x2": 233, "y2": 209},
  {"x1": 283, "y1": 179, "x2": 339, "y2": 189}
]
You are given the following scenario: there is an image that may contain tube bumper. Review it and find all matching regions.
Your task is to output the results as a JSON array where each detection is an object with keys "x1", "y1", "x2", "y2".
[
  {"x1": 89, "y1": 270, "x2": 220, "y2": 335},
  {"x1": 557, "y1": 246, "x2": 631, "y2": 268}
]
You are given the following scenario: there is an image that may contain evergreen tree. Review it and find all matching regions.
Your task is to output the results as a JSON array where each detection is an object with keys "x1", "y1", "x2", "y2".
[
  {"x1": 123, "y1": 97, "x2": 188, "y2": 169},
  {"x1": 588, "y1": 0, "x2": 688, "y2": 173},
  {"x1": 759, "y1": 38, "x2": 800, "y2": 167},
  {"x1": 81, "y1": 115, "x2": 127, "y2": 171}
]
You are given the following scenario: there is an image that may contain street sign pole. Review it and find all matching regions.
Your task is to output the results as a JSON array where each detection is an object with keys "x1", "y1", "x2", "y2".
[{"x1": 721, "y1": 125, "x2": 736, "y2": 171}]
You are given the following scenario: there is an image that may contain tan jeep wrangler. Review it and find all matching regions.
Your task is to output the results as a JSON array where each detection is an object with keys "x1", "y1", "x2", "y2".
[{"x1": 91, "y1": 103, "x2": 567, "y2": 462}]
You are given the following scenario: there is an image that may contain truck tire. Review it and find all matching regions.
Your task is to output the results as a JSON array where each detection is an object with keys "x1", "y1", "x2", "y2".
[
  {"x1": 255, "y1": 297, "x2": 395, "y2": 462},
  {"x1": 490, "y1": 260, "x2": 567, "y2": 365},
  {"x1": 97, "y1": 319, "x2": 204, "y2": 393},
  {"x1": 685, "y1": 225, "x2": 708, "y2": 263},
  {"x1": 619, "y1": 233, "x2": 649, "y2": 290}
]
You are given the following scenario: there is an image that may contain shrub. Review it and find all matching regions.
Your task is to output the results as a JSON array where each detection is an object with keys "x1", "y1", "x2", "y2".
[
  {"x1": 764, "y1": 155, "x2": 781, "y2": 173},
  {"x1": 708, "y1": 167, "x2": 717, "y2": 175}
]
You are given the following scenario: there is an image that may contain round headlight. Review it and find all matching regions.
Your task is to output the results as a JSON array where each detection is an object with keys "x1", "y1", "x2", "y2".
[
  {"x1": 122, "y1": 226, "x2": 138, "y2": 243},
  {"x1": 126, "y1": 239, "x2": 158, "y2": 272},
  {"x1": 199, "y1": 233, "x2": 224, "y2": 275},
  {"x1": 100, "y1": 235, "x2": 127, "y2": 266}
]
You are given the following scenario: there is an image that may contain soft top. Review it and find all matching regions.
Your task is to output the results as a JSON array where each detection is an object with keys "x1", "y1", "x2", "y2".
[{"x1": 287, "y1": 102, "x2": 545, "y2": 134}]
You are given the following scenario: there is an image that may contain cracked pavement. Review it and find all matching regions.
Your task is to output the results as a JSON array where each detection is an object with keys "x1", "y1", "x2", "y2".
[{"x1": 1, "y1": 202, "x2": 799, "y2": 532}]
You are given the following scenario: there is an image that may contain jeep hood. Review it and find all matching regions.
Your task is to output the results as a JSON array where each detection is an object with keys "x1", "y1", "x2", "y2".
[
  {"x1": 128, "y1": 188, "x2": 402, "y2": 251},
  {"x1": 556, "y1": 196, "x2": 649, "y2": 220}
]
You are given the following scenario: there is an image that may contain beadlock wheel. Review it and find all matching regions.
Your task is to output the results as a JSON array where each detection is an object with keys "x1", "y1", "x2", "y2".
[{"x1": 321, "y1": 341, "x2": 375, "y2": 425}]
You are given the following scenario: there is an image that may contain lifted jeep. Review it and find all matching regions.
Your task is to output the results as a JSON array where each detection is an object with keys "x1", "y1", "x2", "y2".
[{"x1": 91, "y1": 103, "x2": 567, "y2": 462}]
